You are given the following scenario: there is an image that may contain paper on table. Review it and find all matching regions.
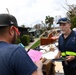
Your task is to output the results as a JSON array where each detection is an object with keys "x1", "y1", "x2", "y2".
[
  {"x1": 42, "y1": 49, "x2": 59, "y2": 59},
  {"x1": 28, "y1": 49, "x2": 42, "y2": 62}
]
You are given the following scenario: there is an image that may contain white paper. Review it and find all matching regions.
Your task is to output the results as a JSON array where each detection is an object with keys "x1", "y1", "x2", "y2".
[{"x1": 42, "y1": 49, "x2": 59, "y2": 59}]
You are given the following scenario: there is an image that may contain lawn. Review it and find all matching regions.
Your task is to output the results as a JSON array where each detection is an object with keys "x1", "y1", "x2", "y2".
[{"x1": 30, "y1": 40, "x2": 40, "y2": 49}]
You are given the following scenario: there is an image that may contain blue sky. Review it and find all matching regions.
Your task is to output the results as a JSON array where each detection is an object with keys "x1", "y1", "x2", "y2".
[{"x1": 0, "y1": 0, "x2": 76, "y2": 27}]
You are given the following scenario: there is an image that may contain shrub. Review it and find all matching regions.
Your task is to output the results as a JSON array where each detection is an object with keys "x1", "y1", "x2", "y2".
[
  {"x1": 15, "y1": 38, "x2": 21, "y2": 44},
  {"x1": 20, "y1": 35, "x2": 30, "y2": 46}
]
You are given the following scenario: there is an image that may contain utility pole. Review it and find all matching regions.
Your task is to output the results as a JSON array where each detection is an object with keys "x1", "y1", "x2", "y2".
[
  {"x1": 6, "y1": 8, "x2": 10, "y2": 14},
  {"x1": 41, "y1": 21, "x2": 46, "y2": 30}
]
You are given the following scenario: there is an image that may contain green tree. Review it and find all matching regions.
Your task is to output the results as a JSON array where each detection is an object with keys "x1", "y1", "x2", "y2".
[
  {"x1": 20, "y1": 35, "x2": 30, "y2": 46},
  {"x1": 66, "y1": 4, "x2": 76, "y2": 29},
  {"x1": 71, "y1": 16, "x2": 76, "y2": 29},
  {"x1": 45, "y1": 16, "x2": 54, "y2": 30}
]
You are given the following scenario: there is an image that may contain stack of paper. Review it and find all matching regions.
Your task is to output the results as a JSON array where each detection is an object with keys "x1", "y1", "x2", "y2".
[
  {"x1": 28, "y1": 49, "x2": 42, "y2": 62},
  {"x1": 42, "y1": 49, "x2": 59, "y2": 59}
]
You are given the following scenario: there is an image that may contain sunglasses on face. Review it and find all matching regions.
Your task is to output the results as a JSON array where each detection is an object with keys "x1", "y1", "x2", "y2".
[{"x1": 13, "y1": 26, "x2": 20, "y2": 35}]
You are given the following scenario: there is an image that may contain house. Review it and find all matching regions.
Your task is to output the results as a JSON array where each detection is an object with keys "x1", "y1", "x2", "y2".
[
  {"x1": 28, "y1": 28, "x2": 40, "y2": 37},
  {"x1": 18, "y1": 27, "x2": 34, "y2": 42},
  {"x1": 18, "y1": 27, "x2": 31, "y2": 36}
]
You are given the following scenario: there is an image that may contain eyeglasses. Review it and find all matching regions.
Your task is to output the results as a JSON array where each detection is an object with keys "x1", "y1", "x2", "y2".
[{"x1": 13, "y1": 26, "x2": 20, "y2": 35}]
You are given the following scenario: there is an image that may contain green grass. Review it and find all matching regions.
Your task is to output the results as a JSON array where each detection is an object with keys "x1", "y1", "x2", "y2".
[{"x1": 30, "y1": 40, "x2": 40, "y2": 49}]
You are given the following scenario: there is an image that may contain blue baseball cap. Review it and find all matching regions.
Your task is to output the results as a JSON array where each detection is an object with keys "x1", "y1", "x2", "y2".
[{"x1": 57, "y1": 18, "x2": 71, "y2": 24}]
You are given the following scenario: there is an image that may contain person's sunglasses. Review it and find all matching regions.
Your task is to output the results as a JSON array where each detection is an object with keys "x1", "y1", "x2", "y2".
[{"x1": 13, "y1": 26, "x2": 20, "y2": 35}]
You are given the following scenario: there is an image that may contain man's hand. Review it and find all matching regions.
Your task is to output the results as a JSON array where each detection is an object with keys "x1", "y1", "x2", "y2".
[
  {"x1": 66, "y1": 56, "x2": 75, "y2": 61},
  {"x1": 34, "y1": 61, "x2": 43, "y2": 75},
  {"x1": 35, "y1": 60, "x2": 43, "y2": 71}
]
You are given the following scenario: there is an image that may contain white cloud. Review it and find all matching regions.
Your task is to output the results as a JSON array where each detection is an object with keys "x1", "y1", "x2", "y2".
[{"x1": 0, "y1": 0, "x2": 76, "y2": 27}]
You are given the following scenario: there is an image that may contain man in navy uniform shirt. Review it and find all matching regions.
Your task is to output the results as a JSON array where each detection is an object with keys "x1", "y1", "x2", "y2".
[
  {"x1": 0, "y1": 14, "x2": 43, "y2": 75},
  {"x1": 56, "y1": 17, "x2": 76, "y2": 75}
]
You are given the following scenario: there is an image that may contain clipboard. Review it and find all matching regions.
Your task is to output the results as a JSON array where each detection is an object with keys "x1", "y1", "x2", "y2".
[{"x1": 52, "y1": 57, "x2": 66, "y2": 62}]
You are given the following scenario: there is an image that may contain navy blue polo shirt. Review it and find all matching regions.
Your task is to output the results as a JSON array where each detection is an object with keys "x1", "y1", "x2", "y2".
[
  {"x1": 0, "y1": 41, "x2": 37, "y2": 75},
  {"x1": 58, "y1": 31, "x2": 76, "y2": 67}
]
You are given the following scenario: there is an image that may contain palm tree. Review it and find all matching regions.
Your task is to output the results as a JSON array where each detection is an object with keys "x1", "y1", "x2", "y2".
[{"x1": 45, "y1": 16, "x2": 54, "y2": 30}]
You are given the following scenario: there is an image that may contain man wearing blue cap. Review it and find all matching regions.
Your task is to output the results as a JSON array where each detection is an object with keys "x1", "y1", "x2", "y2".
[
  {"x1": 56, "y1": 17, "x2": 76, "y2": 75},
  {"x1": 0, "y1": 14, "x2": 43, "y2": 75}
]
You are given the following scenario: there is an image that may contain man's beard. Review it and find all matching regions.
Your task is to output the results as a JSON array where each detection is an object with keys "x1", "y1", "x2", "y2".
[
  {"x1": 61, "y1": 31, "x2": 65, "y2": 34},
  {"x1": 11, "y1": 31, "x2": 17, "y2": 44}
]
